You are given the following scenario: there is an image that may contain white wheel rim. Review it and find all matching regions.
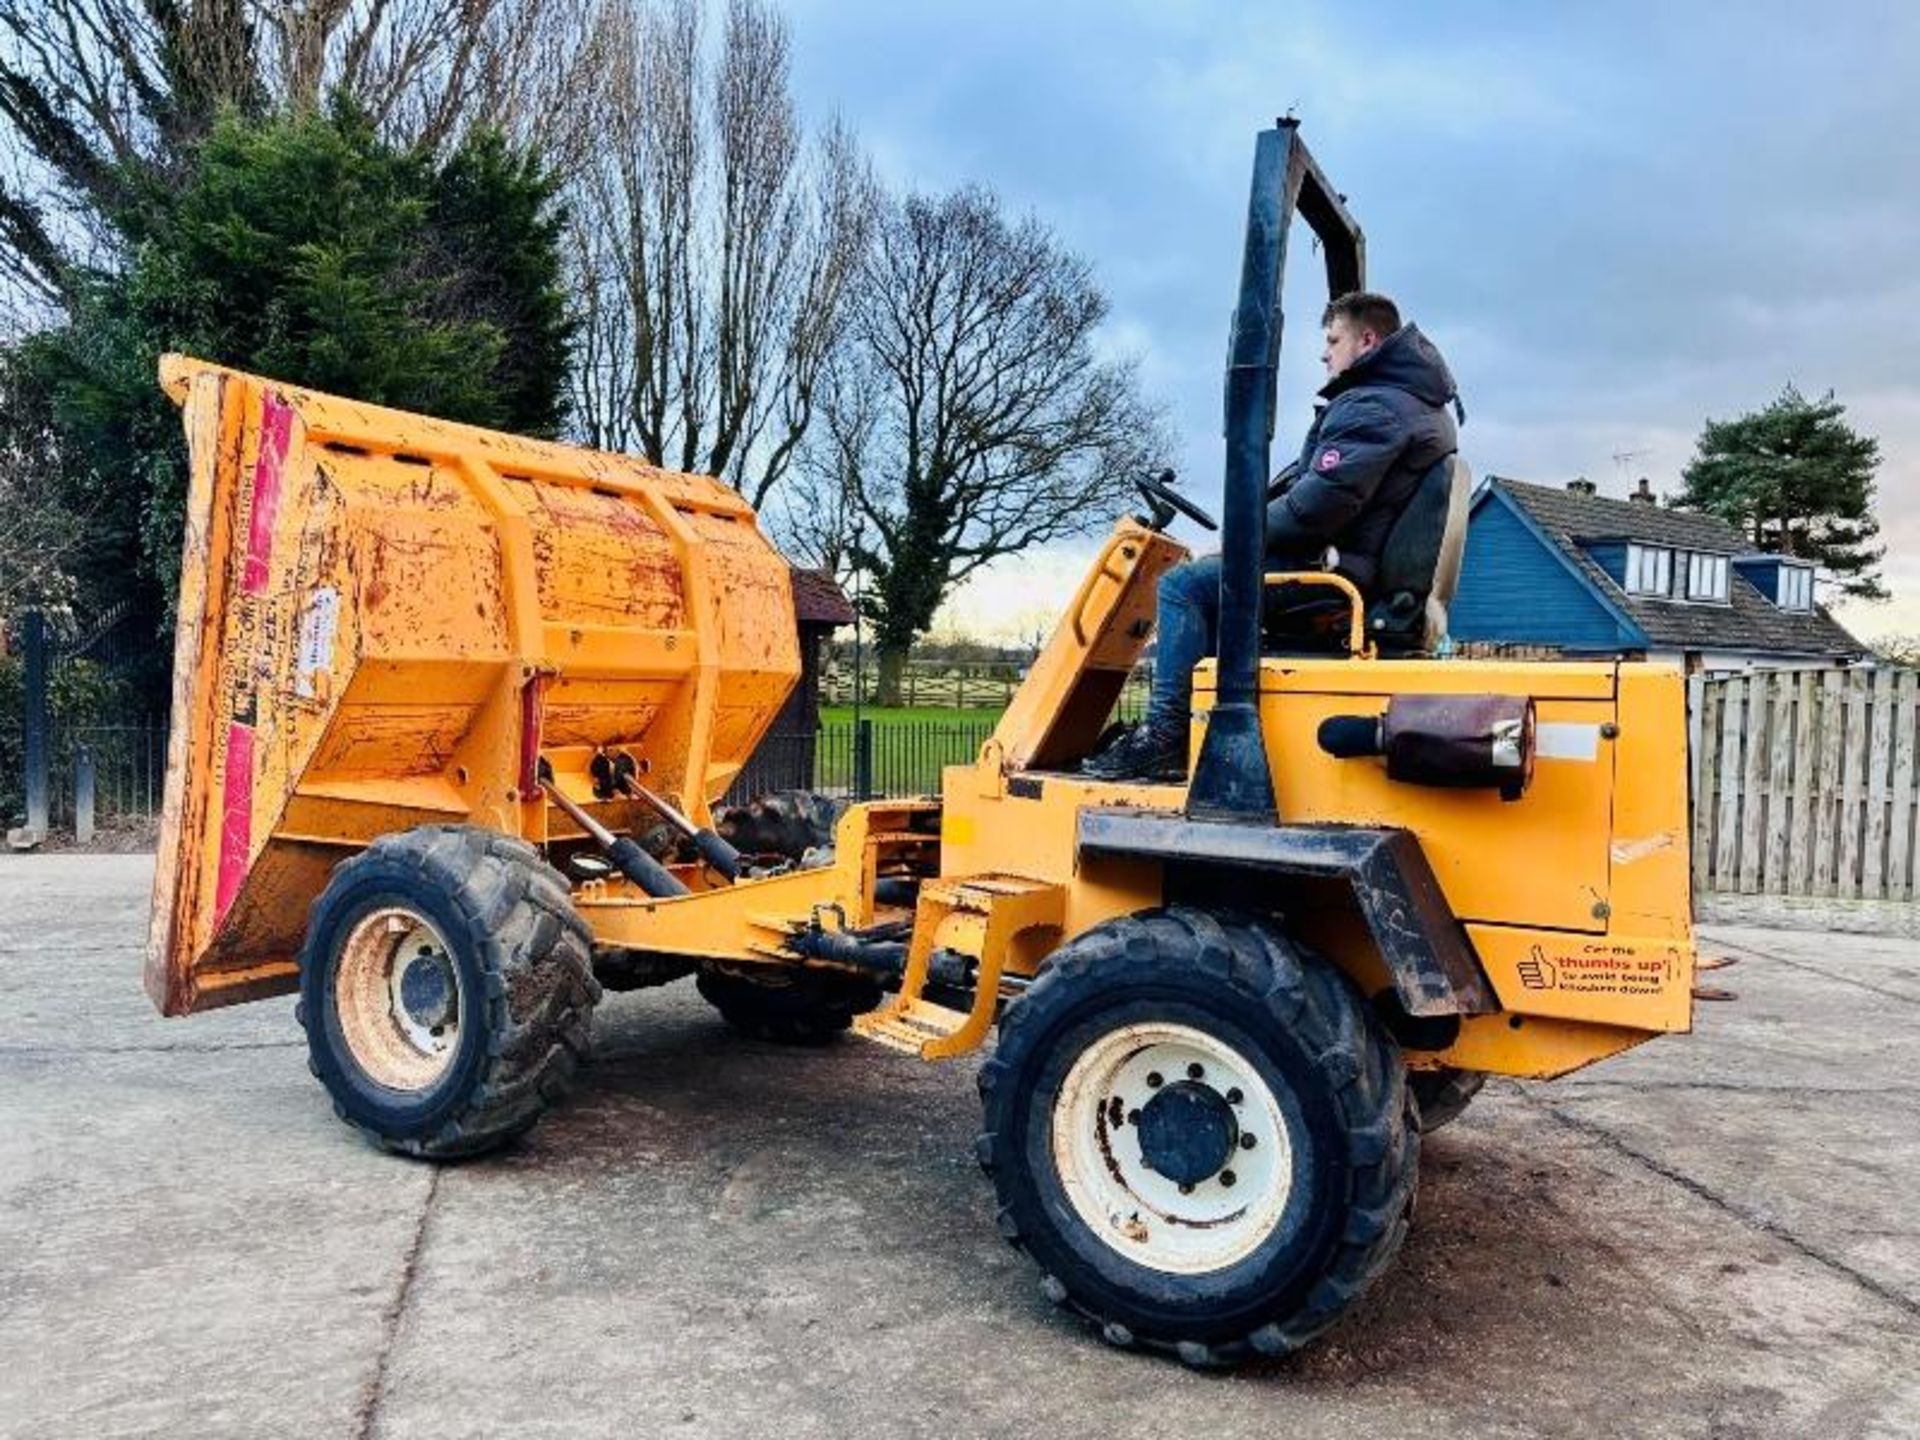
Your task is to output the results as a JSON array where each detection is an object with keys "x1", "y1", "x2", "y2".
[
  {"x1": 1050, "y1": 1021, "x2": 1295, "y2": 1275},
  {"x1": 335, "y1": 907, "x2": 462, "y2": 1091}
]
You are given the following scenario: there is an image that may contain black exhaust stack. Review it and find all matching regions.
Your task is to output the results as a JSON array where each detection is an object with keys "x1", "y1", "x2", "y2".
[{"x1": 1186, "y1": 120, "x2": 1366, "y2": 823}]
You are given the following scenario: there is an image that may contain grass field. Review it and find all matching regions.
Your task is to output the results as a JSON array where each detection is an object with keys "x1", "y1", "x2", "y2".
[
  {"x1": 804, "y1": 707, "x2": 996, "y2": 794},
  {"x1": 818, "y1": 704, "x2": 1003, "y2": 727},
  {"x1": 819, "y1": 688, "x2": 1147, "y2": 731},
  {"x1": 806, "y1": 686, "x2": 1147, "y2": 794}
]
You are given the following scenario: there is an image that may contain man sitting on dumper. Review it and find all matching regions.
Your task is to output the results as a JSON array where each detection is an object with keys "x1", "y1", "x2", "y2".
[{"x1": 1086, "y1": 290, "x2": 1463, "y2": 782}]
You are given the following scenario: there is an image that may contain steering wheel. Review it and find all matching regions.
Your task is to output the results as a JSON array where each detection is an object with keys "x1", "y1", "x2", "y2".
[{"x1": 1135, "y1": 470, "x2": 1218, "y2": 532}]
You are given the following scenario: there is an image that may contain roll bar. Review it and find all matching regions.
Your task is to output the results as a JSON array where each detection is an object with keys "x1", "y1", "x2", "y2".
[{"x1": 1185, "y1": 121, "x2": 1366, "y2": 823}]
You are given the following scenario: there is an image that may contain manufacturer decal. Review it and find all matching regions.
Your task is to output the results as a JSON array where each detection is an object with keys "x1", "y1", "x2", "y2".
[
  {"x1": 294, "y1": 586, "x2": 340, "y2": 699},
  {"x1": 1316, "y1": 447, "x2": 1342, "y2": 472},
  {"x1": 213, "y1": 391, "x2": 294, "y2": 930}
]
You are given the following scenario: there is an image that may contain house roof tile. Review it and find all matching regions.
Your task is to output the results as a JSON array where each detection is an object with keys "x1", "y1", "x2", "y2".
[{"x1": 1490, "y1": 477, "x2": 1863, "y2": 658}]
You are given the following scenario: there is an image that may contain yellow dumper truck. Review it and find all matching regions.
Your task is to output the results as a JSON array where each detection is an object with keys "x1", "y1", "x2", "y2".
[{"x1": 146, "y1": 124, "x2": 1696, "y2": 1366}]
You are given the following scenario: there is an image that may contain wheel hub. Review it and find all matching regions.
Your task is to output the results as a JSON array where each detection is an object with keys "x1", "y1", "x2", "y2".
[
  {"x1": 398, "y1": 948, "x2": 457, "y2": 1031},
  {"x1": 1135, "y1": 1080, "x2": 1239, "y2": 1185},
  {"x1": 335, "y1": 907, "x2": 463, "y2": 1092},
  {"x1": 1050, "y1": 1022, "x2": 1295, "y2": 1275}
]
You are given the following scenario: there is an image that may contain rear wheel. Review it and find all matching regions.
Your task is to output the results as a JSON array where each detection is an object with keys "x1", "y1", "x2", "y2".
[
  {"x1": 713, "y1": 790, "x2": 842, "y2": 863},
  {"x1": 298, "y1": 825, "x2": 598, "y2": 1159},
  {"x1": 1408, "y1": 1067, "x2": 1487, "y2": 1133},
  {"x1": 977, "y1": 907, "x2": 1417, "y2": 1367},
  {"x1": 696, "y1": 964, "x2": 882, "y2": 1044}
]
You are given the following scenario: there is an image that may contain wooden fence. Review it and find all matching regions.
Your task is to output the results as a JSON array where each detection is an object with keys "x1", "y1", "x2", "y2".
[{"x1": 1690, "y1": 666, "x2": 1920, "y2": 900}]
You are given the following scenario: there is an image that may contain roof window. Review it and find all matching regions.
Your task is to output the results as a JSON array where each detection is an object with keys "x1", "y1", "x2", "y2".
[
  {"x1": 1624, "y1": 544, "x2": 1673, "y2": 596},
  {"x1": 1777, "y1": 564, "x2": 1813, "y2": 612},
  {"x1": 1685, "y1": 552, "x2": 1729, "y2": 603}
]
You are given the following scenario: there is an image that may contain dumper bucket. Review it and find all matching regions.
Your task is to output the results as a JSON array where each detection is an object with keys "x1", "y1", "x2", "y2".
[{"x1": 146, "y1": 357, "x2": 800, "y2": 1015}]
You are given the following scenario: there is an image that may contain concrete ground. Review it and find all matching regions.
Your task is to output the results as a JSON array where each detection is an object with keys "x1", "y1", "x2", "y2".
[{"x1": 3, "y1": 855, "x2": 1917, "y2": 1440}]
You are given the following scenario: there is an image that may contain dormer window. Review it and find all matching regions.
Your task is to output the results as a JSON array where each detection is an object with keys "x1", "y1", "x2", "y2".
[
  {"x1": 1685, "y1": 552, "x2": 1729, "y2": 602},
  {"x1": 1625, "y1": 544, "x2": 1673, "y2": 596},
  {"x1": 1778, "y1": 564, "x2": 1814, "y2": 611}
]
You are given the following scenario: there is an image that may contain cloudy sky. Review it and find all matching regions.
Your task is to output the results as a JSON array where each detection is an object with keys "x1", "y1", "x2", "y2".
[{"x1": 779, "y1": 0, "x2": 1920, "y2": 646}]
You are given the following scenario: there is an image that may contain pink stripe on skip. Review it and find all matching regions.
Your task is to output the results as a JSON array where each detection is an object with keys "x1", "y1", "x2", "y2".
[
  {"x1": 241, "y1": 393, "x2": 294, "y2": 596},
  {"x1": 212, "y1": 723, "x2": 255, "y2": 929}
]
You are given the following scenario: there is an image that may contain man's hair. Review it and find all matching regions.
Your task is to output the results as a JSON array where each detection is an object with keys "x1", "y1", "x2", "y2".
[{"x1": 1322, "y1": 291, "x2": 1401, "y2": 340}]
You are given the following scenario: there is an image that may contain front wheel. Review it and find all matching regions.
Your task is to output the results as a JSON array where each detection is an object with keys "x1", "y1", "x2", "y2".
[
  {"x1": 976, "y1": 908, "x2": 1417, "y2": 1367},
  {"x1": 298, "y1": 825, "x2": 599, "y2": 1159}
]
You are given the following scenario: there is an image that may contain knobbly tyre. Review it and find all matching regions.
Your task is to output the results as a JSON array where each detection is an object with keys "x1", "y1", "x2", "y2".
[{"x1": 146, "y1": 123, "x2": 1695, "y2": 1367}]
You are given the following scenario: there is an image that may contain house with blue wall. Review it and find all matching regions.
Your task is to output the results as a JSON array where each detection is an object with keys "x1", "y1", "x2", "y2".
[{"x1": 1448, "y1": 476, "x2": 1862, "y2": 673}]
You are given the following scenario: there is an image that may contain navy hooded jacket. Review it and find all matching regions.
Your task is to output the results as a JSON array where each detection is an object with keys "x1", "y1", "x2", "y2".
[{"x1": 1265, "y1": 324, "x2": 1461, "y2": 592}]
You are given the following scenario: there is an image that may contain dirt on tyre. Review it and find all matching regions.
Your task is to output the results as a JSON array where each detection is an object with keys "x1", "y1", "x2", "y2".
[
  {"x1": 297, "y1": 824, "x2": 599, "y2": 1160},
  {"x1": 696, "y1": 965, "x2": 881, "y2": 1044},
  {"x1": 1408, "y1": 1066, "x2": 1486, "y2": 1133},
  {"x1": 976, "y1": 907, "x2": 1417, "y2": 1367}
]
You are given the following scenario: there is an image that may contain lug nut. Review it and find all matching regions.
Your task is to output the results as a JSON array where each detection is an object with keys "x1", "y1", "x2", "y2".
[
  {"x1": 1127, "y1": 1109, "x2": 1142, "y2": 1126},
  {"x1": 1146, "y1": 1071, "x2": 1164, "y2": 1089},
  {"x1": 1239, "y1": 1133, "x2": 1256, "y2": 1150},
  {"x1": 1187, "y1": 1062, "x2": 1205, "y2": 1080},
  {"x1": 1225, "y1": 1087, "x2": 1244, "y2": 1105},
  {"x1": 1220, "y1": 1170, "x2": 1237, "y2": 1187},
  {"x1": 1179, "y1": 1183, "x2": 1194, "y2": 1195}
]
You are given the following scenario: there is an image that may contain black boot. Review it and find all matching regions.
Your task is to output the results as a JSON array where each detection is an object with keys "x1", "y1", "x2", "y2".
[{"x1": 1081, "y1": 723, "x2": 1187, "y2": 782}]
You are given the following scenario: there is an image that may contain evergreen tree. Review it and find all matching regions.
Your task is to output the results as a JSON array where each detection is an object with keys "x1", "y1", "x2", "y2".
[
  {"x1": 0, "y1": 104, "x2": 574, "y2": 657},
  {"x1": 1676, "y1": 385, "x2": 1885, "y2": 601}
]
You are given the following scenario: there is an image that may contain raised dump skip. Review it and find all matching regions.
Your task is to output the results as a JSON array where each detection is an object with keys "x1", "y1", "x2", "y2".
[{"x1": 146, "y1": 357, "x2": 800, "y2": 1016}]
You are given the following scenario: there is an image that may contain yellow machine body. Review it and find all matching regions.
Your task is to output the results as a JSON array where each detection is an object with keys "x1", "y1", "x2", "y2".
[
  {"x1": 146, "y1": 357, "x2": 800, "y2": 1016},
  {"x1": 150, "y1": 359, "x2": 1694, "y2": 1084}
]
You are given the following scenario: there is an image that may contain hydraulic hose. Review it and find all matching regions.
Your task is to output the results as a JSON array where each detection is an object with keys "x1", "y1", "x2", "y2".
[
  {"x1": 612, "y1": 764, "x2": 743, "y2": 882},
  {"x1": 540, "y1": 779, "x2": 689, "y2": 898},
  {"x1": 786, "y1": 922, "x2": 975, "y2": 990}
]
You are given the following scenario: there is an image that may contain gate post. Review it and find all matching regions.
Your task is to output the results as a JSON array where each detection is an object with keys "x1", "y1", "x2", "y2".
[
  {"x1": 22, "y1": 610, "x2": 49, "y2": 839},
  {"x1": 74, "y1": 744, "x2": 95, "y2": 845},
  {"x1": 855, "y1": 718, "x2": 874, "y2": 801}
]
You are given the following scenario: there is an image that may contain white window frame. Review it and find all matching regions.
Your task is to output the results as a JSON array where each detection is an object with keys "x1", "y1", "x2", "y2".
[
  {"x1": 1779, "y1": 564, "x2": 1813, "y2": 611},
  {"x1": 1686, "y1": 552, "x2": 1729, "y2": 602},
  {"x1": 1625, "y1": 544, "x2": 1673, "y2": 596}
]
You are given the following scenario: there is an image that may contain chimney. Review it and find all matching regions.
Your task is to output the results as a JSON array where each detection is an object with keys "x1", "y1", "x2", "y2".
[
  {"x1": 1566, "y1": 477, "x2": 1596, "y2": 496},
  {"x1": 1630, "y1": 476, "x2": 1656, "y2": 505}
]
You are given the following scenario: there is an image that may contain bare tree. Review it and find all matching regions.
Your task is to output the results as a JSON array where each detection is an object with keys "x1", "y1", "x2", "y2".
[
  {"x1": 789, "y1": 184, "x2": 1169, "y2": 704},
  {"x1": 778, "y1": 358, "x2": 875, "y2": 586},
  {"x1": 564, "y1": 0, "x2": 876, "y2": 506}
]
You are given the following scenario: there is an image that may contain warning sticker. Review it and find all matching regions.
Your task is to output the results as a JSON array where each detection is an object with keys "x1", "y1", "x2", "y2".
[
  {"x1": 1469, "y1": 925, "x2": 1694, "y2": 1031},
  {"x1": 1517, "y1": 942, "x2": 1676, "y2": 998}
]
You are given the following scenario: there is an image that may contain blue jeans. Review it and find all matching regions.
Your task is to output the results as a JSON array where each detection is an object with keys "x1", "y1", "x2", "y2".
[{"x1": 1146, "y1": 556, "x2": 1220, "y2": 736}]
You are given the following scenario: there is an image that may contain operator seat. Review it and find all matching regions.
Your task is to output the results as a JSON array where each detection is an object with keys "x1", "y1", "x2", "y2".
[
  {"x1": 1263, "y1": 454, "x2": 1472, "y2": 658},
  {"x1": 1365, "y1": 454, "x2": 1472, "y2": 655}
]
